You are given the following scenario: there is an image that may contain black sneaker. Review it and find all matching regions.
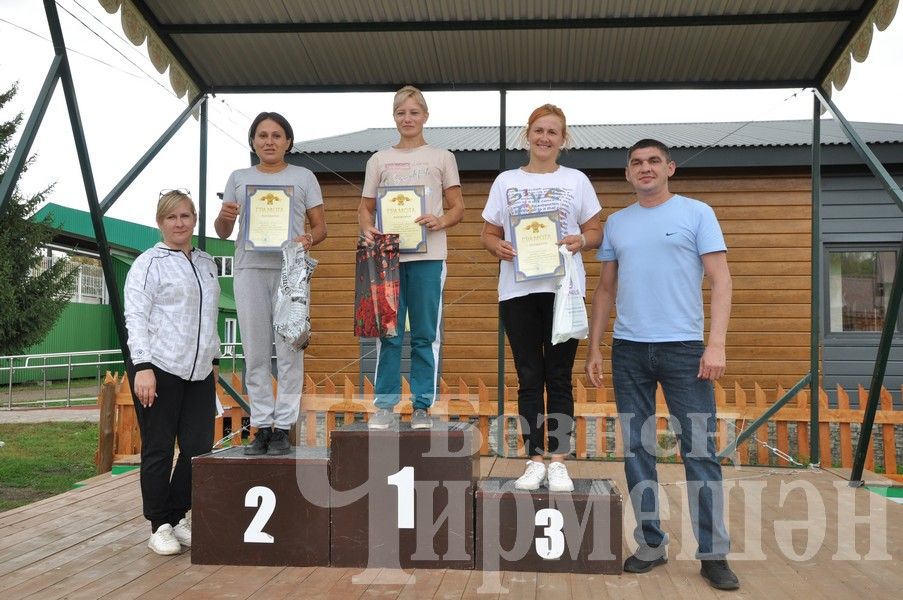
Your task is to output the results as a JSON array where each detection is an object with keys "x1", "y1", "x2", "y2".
[
  {"x1": 700, "y1": 559, "x2": 740, "y2": 590},
  {"x1": 266, "y1": 428, "x2": 292, "y2": 456},
  {"x1": 623, "y1": 553, "x2": 667, "y2": 573},
  {"x1": 244, "y1": 427, "x2": 271, "y2": 455}
]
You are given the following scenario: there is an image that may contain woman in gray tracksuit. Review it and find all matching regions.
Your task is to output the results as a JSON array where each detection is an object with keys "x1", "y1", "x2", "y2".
[{"x1": 214, "y1": 111, "x2": 327, "y2": 456}]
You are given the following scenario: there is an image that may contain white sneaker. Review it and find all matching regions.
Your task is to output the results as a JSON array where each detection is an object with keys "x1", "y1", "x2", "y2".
[
  {"x1": 148, "y1": 524, "x2": 181, "y2": 555},
  {"x1": 514, "y1": 460, "x2": 547, "y2": 491},
  {"x1": 546, "y1": 461, "x2": 575, "y2": 492},
  {"x1": 173, "y1": 516, "x2": 191, "y2": 547}
]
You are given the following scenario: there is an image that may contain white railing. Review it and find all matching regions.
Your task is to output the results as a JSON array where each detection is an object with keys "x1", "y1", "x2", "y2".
[
  {"x1": 1, "y1": 343, "x2": 246, "y2": 409},
  {"x1": 32, "y1": 257, "x2": 108, "y2": 304}
]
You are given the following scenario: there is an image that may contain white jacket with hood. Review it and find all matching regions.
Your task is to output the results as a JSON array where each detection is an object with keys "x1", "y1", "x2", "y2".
[{"x1": 124, "y1": 242, "x2": 221, "y2": 380}]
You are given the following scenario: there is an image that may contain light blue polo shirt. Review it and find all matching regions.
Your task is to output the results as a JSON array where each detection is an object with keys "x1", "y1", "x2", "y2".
[{"x1": 598, "y1": 195, "x2": 726, "y2": 342}]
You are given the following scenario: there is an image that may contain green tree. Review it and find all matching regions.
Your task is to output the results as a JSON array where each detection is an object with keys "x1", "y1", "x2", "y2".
[{"x1": 0, "y1": 83, "x2": 76, "y2": 355}]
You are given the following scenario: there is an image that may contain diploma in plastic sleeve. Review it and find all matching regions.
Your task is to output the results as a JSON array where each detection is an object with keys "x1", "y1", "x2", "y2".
[
  {"x1": 376, "y1": 186, "x2": 427, "y2": 253},
  {"x1": 511, "y1": 210, "x2": 565, "y2": 281},
  {"x1": 243, "y1": 185, "x2": 293, "y2": 251}
]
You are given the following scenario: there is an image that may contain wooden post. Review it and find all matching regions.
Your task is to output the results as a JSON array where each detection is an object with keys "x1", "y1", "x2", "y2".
[{"x1": 96, "y1": 371, "x2": 117, "y2": 474}]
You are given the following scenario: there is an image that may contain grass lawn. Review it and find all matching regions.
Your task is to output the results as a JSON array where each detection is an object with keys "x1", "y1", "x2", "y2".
[{"x1": 0, "y1": 422, "x2": 98, "y2": 512}]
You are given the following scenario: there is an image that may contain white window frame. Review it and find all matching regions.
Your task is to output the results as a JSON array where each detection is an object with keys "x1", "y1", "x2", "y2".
[{"x1": 215, "y1": 256, "x2": 234, "y2": 277}]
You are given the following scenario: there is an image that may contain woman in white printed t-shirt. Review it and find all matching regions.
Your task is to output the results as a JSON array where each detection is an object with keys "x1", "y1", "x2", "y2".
[
  {"x1": 214, "y1": 111, "x2": 327, "y2": 456},
  {"x1": 481, "y1": 104, "x2": 602, "y2": 493},
  {"x1": 358, "y1": 86, "x2": 465, "y2": 431}
]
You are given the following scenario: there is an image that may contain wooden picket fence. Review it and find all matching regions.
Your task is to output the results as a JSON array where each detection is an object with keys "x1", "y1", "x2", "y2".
[{"x1": 97, "y1": 371, "x2": 903, "y2": 480}]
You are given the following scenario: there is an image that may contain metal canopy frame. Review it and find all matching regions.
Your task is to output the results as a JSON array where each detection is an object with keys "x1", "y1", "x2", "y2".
[
  {"x1": 0, "y1": 0, "x2": 899, "y2": 480},
  {"x1": 160, "y1": 12, "x2": 863, "y2": 35}
]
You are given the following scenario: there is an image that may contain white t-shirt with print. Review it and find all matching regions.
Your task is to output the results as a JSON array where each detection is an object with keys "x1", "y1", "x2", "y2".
[{"x1": 482, "y1": 166, "x2": 601, "y2": 301}]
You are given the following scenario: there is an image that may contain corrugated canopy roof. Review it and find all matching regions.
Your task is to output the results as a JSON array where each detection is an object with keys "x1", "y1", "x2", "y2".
[
  {"x1": 98, "y1": 0, "x2": 899, "y2": 100},
  {"x1": 293, "y1": 120, "x2": 903, "y2": 154}
]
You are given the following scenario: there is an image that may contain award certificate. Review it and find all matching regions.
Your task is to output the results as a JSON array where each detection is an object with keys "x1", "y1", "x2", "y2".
[
  {"x1": 511, "y1": 210, "x2": 565, "y2": 281},
  {"x1": 376, "y1": 186, "x2": 427, "y2": 253},
  {"x1": 242, "y1": 185, "x2": 293, "y2": 252}
]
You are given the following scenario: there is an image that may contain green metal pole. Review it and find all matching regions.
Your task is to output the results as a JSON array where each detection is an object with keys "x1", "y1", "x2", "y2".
[
  {"x1": 717, "y1": 373, "x2": 811, "y2": 461},
  {"x1": 198, "y1": 96, "x2": 208, "y2": 250},
  {"x1": 44, "y1": 0, "x2": 128, "y2": 355},
  {"x1": 809, "y1": 92, "x2": 822, "y2": 466},
  {"x1": 0, "y1": 54, "x2": 63, "y2": 216},
  {"x1": 497, "y1": 89, "x2": 507, "y2": 457},
  {"x1": 99, "y1": 91, "x2": 206, "y2": 215},
  {"x1": 217, "y1": 372, "x2": 250, "y2": 413},
  {"x1": 812, "y1": 89, "x2": 903, "y2": 485}
]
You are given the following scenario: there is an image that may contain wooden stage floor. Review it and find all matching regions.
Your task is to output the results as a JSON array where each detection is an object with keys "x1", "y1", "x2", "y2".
[{"x1": 0, "y1": 457, "x2": 900, "y2": 599}]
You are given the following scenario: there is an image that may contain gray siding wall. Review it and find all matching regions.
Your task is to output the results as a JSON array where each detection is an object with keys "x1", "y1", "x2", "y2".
[{"x1": 821, "y1": 171, "x2": 903, "y2": 406}]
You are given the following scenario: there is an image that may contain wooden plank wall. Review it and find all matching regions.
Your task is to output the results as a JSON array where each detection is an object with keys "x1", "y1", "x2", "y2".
[{"x1": 303, "y1": 171, "x2": 813, "y2": 402}]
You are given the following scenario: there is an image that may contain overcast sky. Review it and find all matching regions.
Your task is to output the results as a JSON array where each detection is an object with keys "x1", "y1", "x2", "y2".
[{"x1": 1, "y1": 0, "x2": 901, "y2": 233}]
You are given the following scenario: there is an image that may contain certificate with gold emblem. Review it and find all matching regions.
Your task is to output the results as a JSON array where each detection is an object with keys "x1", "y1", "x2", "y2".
[
  {"x1": 242, "y1": 185, "x2": 294, "y2": 251},
  {"x1": 511, "y1": 210, "x2": 565, "y2": 281},
  {"x1": 376, "y1": 186, "x2": 427, "y2": 253}
]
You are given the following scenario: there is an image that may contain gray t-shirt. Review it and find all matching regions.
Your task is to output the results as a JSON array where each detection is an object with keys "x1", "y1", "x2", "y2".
[{"x1": 224, "y1": 164, "x2": 324, "y2": 270}]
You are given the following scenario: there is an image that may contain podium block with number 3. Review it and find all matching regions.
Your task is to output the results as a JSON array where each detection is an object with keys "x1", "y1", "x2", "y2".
[{"x1": 476, "y1": 477, "x2": 623, "y2": 574}]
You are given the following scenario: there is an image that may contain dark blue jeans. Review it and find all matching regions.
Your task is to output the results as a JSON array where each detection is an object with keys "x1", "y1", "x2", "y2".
[{"x1": 611, "y1": 339, "x2": 730, "y2": 560}]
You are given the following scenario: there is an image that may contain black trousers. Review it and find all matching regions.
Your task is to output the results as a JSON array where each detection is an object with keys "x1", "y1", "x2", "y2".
[
  {"x1": 500, "y1": 293, "x2": 578, "y2": 456},
  {"x1": 128, "y1": 364, "x2": 215, "y2": 532}
]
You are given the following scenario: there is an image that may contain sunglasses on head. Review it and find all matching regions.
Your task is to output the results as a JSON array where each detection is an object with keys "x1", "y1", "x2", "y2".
[{"x1": 159, "y1": 188, "x2": 191, "y2": 198}]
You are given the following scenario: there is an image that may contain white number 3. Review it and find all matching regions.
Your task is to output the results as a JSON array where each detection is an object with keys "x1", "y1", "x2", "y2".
[
  {"x1": 535, "y1": 508, "x2": 565, "y2": 559},
  {"x1": 244, "y1": 486, "x2": 276, "y2": 543}
]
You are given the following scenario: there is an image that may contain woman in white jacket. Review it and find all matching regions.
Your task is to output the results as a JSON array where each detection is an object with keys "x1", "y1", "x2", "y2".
[{"x1": 124, "y1": 190, "x2": 221, "y2": 556}]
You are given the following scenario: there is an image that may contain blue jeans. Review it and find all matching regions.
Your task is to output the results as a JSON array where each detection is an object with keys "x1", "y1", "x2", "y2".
[
  {"x1": 611, "y1": 339, "x2": 730, "y2": 560},
  {"x1": 374, "y1": 260, "x2": 445, "y2": 410}
]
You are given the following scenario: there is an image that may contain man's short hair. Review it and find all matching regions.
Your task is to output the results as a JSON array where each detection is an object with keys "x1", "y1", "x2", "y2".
[{"x1": 627, "y1": 138, "x2": 672, "y2": 162}]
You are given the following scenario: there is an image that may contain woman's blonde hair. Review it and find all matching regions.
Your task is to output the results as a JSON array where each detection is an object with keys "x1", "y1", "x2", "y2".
[
  {"x1": 393, "y1": 85, "x2": 428, "y2": 113},
  {"x1": 523, "y1": 103, "x2": 570, "y2": 148},
  {"x1": 156, "y1": 190, "x2": 196, "y2": 224}
]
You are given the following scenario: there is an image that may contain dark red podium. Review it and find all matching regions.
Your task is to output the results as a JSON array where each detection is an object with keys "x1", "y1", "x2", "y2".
[
  {"x1": 476, "y1": 477, "x2": 623, "y2": 574},
  {"x1": 329, "y1": 421, "x2": 481, "y2": 569},
  {"x1": 191, "y1": 446, "x2": 330, "y2": 566}
]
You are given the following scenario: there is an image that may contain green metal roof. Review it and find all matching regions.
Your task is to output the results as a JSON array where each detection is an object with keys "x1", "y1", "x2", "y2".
[{"x1": 33, "y1": 202, "x2": 234, "y2": 257}]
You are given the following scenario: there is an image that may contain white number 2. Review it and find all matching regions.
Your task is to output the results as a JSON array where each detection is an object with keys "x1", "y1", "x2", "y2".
[
  {"x1": 243, "y1": 486, "x2": 276, "y2": 543},
  {"x1": 387, "y1": 466, "x2": 415, "y2": 529},
  {"x1": 535, "y1": 508, "x2": 565, "y2": 559}
]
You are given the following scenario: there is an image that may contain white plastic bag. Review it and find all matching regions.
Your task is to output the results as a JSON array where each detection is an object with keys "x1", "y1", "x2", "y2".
[
  {"x1": 273, "y1": 242, "x2": 318, "y2": 352},
  {"x1": 551, "y1": 245, "x2": 588, "y2": 345}
]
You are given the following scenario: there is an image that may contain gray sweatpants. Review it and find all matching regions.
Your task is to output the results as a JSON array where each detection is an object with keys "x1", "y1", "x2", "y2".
[{"x1": 234, "y1": 267, "x2": 304, "y2": 430}]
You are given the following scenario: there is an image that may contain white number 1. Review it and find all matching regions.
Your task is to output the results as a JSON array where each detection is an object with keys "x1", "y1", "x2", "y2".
[{"x1": 387, "y1": 466, "x2": 415, "y2": 529}]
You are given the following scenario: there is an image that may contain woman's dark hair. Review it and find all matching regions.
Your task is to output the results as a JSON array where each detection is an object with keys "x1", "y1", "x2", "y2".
[{"x1": 248, "y1": 111, "x2": 294, "y2": 150}]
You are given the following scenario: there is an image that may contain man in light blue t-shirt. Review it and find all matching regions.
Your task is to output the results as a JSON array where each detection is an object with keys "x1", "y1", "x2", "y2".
[{"x1": 585, "y1": 139, "x2": 738, "y2": 591}]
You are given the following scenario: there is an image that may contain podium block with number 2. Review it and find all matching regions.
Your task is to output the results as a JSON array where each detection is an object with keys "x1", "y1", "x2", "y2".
[{"x1": 191, "y1": 446, "x2": 330, "y2": 566}]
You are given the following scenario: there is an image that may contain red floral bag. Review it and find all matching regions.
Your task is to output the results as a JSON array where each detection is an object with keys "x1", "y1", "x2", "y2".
[{"x1": 354, "y1": 233, "x2": 400, "y2": 338}]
